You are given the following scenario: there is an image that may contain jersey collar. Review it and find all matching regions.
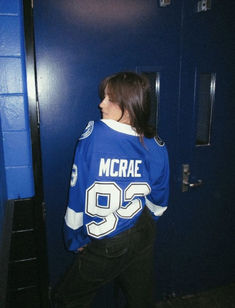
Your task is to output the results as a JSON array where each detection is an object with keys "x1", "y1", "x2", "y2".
[{"x1": 101, "y1": 119, "x2": 139, "y2": 136}]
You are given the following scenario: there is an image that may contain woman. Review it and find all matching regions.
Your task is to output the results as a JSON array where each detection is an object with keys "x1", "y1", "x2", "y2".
[{"x1": 53, "y1": 72, "x2": 169, "y2": 307}]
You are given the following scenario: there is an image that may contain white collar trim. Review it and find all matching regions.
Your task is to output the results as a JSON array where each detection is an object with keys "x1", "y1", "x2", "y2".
[{"x1": 101, "y1": 119, "x2": 139, "y2": 136}]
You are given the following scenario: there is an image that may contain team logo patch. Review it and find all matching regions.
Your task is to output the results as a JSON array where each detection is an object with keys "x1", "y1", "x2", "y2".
[
  {"x1": 154, "y1": 136, "x2": 165, "y2": 146},
  {"x1": 79, "y1": 121, "x2": 94, "y2": 140}
]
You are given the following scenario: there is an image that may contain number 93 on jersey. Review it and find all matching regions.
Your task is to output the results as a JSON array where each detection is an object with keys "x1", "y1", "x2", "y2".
[{"x1": 85, "y1": 181, "x2": 151, "y2": 238}]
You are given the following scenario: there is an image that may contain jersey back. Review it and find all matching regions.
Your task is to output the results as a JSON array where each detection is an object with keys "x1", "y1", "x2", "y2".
[{"x1": 64, "y1": 120, "x2": 169, "y2": 251}]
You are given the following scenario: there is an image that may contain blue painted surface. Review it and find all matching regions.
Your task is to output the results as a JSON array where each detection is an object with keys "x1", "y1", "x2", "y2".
[
  {"x1": 33, "y1": 0, "x2": 235, "y2": 304},
  {"x1": 0, "y1": 95, "x2": 27, "y2": 131},
  {"x1": 0, "y1": 0, "x2": 34, "y2": 199},
  {"x1": 3, "y1": 131, "x2": 32, "y2": 166},
  {"x1": 0, "y1": 16, "x2": 21, "y2": 56},
  {"x1": 0, "y1": 0, "x2": 19, "y2": 15},
  {"x1": 0, "y1": 58, "x2": 23, "y2": 93},
  {"x1": 5, "y1": 165, "x2": 34, "y2": 199},
  {"x1": 171, "y1": 0, "x2": 235, "y2": 295},
  {"x1": 0, "y1": 115, "x2": 7, "y2": 246},
  {"x1": 34, "y1": 2, "x2": 181, "y2": 294}
]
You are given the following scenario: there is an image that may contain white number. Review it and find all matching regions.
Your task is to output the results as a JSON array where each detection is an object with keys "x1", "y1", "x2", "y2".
[
  {"x1": 85, "y1": 181, "x2": 150, "y2": 238},
  {"x1": 70, "y1": 164, "x2": 78, "y2": 187},
  {"x1": 117, "y1": 183, "x2": 151, "y2": 218}
]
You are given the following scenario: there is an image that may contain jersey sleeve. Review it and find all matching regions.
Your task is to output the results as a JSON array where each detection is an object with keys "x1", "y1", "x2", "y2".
[
  {"x1": 64, "y1": 122, "x2": 95, "y2": 252},
  {"x1": 64, "y1": 142, "x2": 91, "y2": 251},
  {"x1": 145, "y1": 143, "x2": 170, "y2": 220}
]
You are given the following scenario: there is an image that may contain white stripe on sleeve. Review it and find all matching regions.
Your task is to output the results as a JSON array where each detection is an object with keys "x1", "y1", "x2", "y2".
[
  {"x1": 65, "y1": 207, "x2": 83, "y2": 230},
  {"x1": 145, "y1": 198, "x2": 167, "y2": 217}
]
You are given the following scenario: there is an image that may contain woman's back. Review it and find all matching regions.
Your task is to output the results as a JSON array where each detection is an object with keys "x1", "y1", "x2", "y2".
[{"x1": 66, "y1": 119, "x2": 169, "y2": 246}]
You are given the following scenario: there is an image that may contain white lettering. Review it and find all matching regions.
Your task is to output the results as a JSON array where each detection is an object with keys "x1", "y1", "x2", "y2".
[
  {"x1": 119, "y1": 159, "x2": 128, "y2": 177},
  {"x1": 110, "y1": 159, "x2": 119, "y2": 177},
  {"x1": 70, "y1": 164, "x2": 78, "y2": 187},
  {"x1": 99, "y1": 158, "x2": 142, "y2": 177},
  {"x1": 135, "y1": 160, "x2": 142, "y2": 177},
  {"x1": 127, "y1": 160, "x2": 134, "y2": 177},
  {"x1": 99, "y1": 158, "x2": 110, "y2": 176}
]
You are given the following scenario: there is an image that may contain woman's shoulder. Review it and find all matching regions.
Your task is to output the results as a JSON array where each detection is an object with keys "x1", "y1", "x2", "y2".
[
  {"x1": 143, "y1": 135, "x2": 168, "y2": 161},
  {"x1": 78, "y1": 120, "x2": 107, "y2": 141},
  {"x1": 144, "y1": 135, "x2": 166, "y2": 148},
  {"x1": 79, "y1": 121, "x2": 95, "y2": 140},
  {"x1": 143, "y1": 136, "x2": 168, "y2": 166},
  {"x1": 153, "y1": 135, "x2": 165, "y2": 147}
]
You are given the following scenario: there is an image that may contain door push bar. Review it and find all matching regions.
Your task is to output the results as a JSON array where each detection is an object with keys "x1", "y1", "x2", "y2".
[{"x1": 182, "y1": 164, "x2": 203, "y2": 192}]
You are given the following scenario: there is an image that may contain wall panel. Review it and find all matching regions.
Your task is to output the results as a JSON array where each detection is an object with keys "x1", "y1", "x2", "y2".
[{"x1": 0, "y1": 0, "x2": 34, "y2": 199}]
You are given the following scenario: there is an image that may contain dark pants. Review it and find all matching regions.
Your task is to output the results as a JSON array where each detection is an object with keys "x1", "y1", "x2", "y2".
[{"x1": 52, "y1": 208, "x2": 156, "y2": 308}]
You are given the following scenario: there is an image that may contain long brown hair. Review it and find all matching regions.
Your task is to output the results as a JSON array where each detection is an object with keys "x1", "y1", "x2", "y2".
[{"x1": 99, "y1": 72, "x2": 156, "y2": 139}]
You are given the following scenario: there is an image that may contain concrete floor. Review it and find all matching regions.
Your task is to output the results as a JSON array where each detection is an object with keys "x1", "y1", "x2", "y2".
[{"x1": 155, "y1": 283, "x2": 235, "y2": 308}]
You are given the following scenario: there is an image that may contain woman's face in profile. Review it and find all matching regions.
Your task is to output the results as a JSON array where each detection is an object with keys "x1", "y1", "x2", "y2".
[{"x1": 99, "y1": 87, "x2": 130, "y2": 124}]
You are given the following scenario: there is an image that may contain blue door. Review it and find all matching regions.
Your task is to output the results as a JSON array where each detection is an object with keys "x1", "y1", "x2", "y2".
[
  {"x1": 169, "y1": 1, "x2": 235, "y2": 296},
  {"x1": 32, "y1": 0, "x2": 235, "y2": 305}
]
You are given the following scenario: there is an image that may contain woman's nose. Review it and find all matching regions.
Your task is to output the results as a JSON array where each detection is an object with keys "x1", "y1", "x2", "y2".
[{"x1": 99, "y1": 98, "x2": 105, "y2": 108}]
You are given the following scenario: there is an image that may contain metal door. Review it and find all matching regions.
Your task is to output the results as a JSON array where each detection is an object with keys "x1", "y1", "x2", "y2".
[
  {"x1": 32, "y1": 0, "x2": 235, "y2": 304},
  {"x1": 169, "y1": 0, "x2": 235, "y2": 296}
]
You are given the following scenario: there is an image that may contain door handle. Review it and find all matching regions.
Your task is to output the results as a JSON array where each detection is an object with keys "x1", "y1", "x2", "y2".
[
  {"x1": 187, "y1": 179, "x2": 203, "y2": 187},
  {"x1": 182, "y1": 164, "x2": 203, "y2": 192}
]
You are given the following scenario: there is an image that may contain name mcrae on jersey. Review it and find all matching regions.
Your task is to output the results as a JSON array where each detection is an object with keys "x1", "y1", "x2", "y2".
[
  {"x1": 64, "y1": 119, "x2": 170, "y2": 251},
  {"x1": 99, "y1": 158, "x2": 142, "y2": 177}
]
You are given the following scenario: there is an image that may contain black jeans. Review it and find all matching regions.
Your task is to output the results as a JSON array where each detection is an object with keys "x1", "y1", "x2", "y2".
[{"x1": 52, "y1": 208, "x2": 156, "y2": 308}]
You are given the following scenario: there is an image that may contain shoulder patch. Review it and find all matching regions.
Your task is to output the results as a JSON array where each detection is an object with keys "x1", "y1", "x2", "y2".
[
  {"x1": 79, "y1": 121, "x2": 94, "y2": 140},
  {"x1": 154, "y1": 135, "x2": 165, "y2": 147}
]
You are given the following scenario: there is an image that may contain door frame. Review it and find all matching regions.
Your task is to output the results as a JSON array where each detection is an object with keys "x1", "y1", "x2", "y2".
[{"x1": 23, "y1": 0, "x2": 49, "y2": 305}]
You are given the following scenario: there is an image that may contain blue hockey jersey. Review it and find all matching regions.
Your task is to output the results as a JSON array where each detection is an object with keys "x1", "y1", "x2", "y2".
[{"x1": 64, "y1": 119, "x2": 169, "y2": 251}]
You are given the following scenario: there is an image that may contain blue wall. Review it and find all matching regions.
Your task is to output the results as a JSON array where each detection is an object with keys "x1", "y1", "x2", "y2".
[
  {"x1": 0, "y1": 0, "x2": 34, "y2": 201},
  {"x1": 0, "y1": 0, "x2": 35, "y2": 249},
  {"x1": 0, "y1": 115, "x2": 7, "y2": 242}
]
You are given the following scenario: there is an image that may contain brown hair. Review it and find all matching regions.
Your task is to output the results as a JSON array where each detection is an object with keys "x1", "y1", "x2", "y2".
[{"x1": 99, "y1": 72, "x2": 156, "y2": 139}]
